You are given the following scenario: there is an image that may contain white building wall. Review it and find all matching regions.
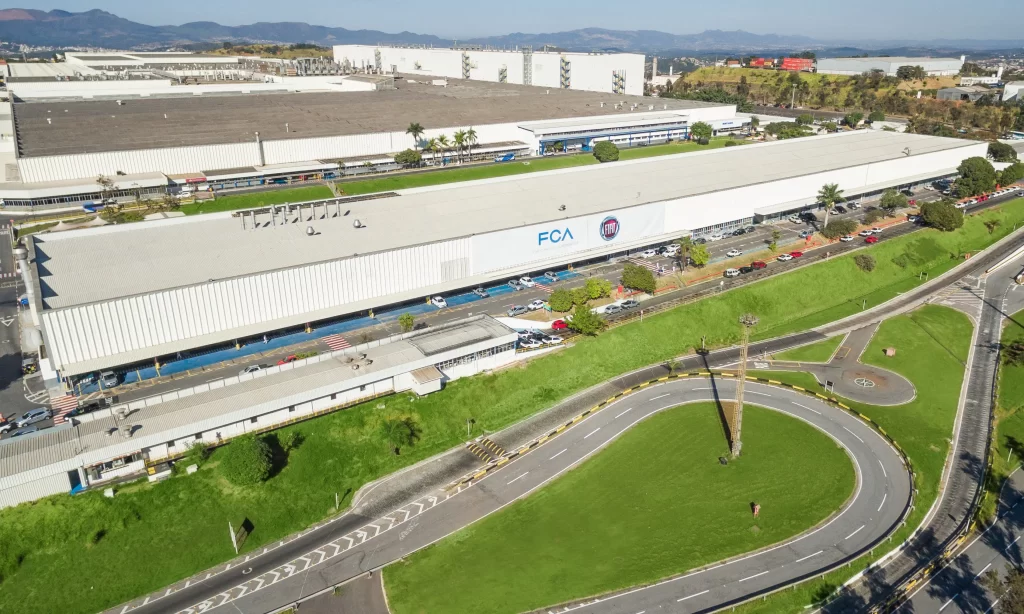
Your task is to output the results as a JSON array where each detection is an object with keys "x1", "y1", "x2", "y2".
[{"x1": 0, "y1": 471, "x2": 72, "y2": 509}]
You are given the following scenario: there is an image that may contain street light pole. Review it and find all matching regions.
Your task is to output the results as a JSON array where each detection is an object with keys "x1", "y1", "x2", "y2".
[{"x1": 731, "y1": 313, "x2": 760, "y2": 458}]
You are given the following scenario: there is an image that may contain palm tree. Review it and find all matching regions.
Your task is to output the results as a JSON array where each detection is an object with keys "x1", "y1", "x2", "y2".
[
  {"x1": 436, "y1": 134, "x2": 450, "y2": 164},
  {"x1": 817, "y1": 183, "x2": 845, "y2": 229},
  {"x1": 675, "y1": 236, "x2": 693, "y2": 271},
  {"x1": 453, "y1": 130, "x2": 467, "y2": 163},
  {"x1": 465, "y1": 126, "x2": 478, "y2": 161},
  {"x1": 426, "y1": 137, "x2": 440, "y2": 165},
  {"x1": 406, "y1": 122, "x2": 425, "y2": 151}
]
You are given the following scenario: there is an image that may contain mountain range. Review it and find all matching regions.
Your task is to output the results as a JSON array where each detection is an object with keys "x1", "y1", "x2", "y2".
[{"x1": 0, "y1": 9, "x2": 1020, "y2": 54}]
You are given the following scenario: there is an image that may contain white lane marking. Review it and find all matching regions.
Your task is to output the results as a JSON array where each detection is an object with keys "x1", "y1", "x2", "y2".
[
  {"x1": 878, "y1": 459, "x2": 887, "y2": 478},
  {"x1": 1006, "y1": 535, "x2": 1021, "y2": 551},
  {"x1": 793, "y1": 402, "x2": 820, "y2": 415},
  {"x1": 677, "y1": 589, "x2": 710, "y2": 602},
  {"x1": 549, "y1": 449, "x2": 567, "y2": 460},
  {"x1": 693, "y1": 387, "x2": 711, "y2": 391},
  {"x1": 739, "y1": 570, "x2": 769, "y2": 582},
  {"x1": 795, "y1": 550, "x2": 823, "y2": 563},
  {"x1": 584, "y1": 427, "x2": 601, "y2": 439},
  {"x1": 878, "y1": 492, "x2": 887, "y2": 512},
  {"x1": 843, "y1": 425, "x2": 865, "y2": 443},
  {"x1": 506, "y1": 472, "x2": 529, "y2": 486},
  {"x1": 615, "y1": 407, "x2": 634, "y2": 419},
  {"x1": 939, "y1": 595, "x2": 958, "y2": 611},
  {"x1": 650, "y1": 394, "x2": 670, "y2": 401},
  {"x1": 748, "y1": 391, "x2": 770, "y2": 396},
  {"x1": 845, "y1": 525, "x2": 865, "y2": 540},
  {"x1": 976, "y1": 562, "x2": 992, "y2": 578}
]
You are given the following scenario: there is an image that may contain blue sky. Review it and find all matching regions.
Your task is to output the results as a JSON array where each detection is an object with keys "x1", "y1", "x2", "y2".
[{"x1": 17, "y1": 0, "x2": 1022, "y2": 40}]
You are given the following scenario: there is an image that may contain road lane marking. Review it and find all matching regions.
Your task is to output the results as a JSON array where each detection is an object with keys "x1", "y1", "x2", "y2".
[
  {"x1": 795, "y1": 550, "x2": 823, "y2": 563},
  {"x1": 845, "y1": 525, "x2": 865, "y2": 540},
  {"x1": 677, "y1": 589, "x2": 710, "y2": 602},
  {"x1": 650, "y1": 394, "x2": 669, "y2": 401},
  {"x1": 693, "y1": 387, "x2": 711, "y2": 391},
  {"x1": 748, "y1": 391, "x2": 770, "y2": 396},
  {"x1": 739, "y1": 570, "x2": 769, "y2": 582},
  {"x1": 879, "y1": 459, "x2": 887, "y2": 478},
  {"x1": 843, "y1": 426, "x2": 865, "y2": 443},
  {"x1": 878, "y1": 492, "x2": 887, "y2": 512},
  {"x1": 1006, "y1": 535, "x2": 1021, "y2": 551},
  {"x1": 584, "y1": 427, "x2": 601, "y2": 439},
  {"x1": 976, "y1": 562, "x2": 991, "y2": 578},
  {"x1": 793, "y1": 402, "x2": 820, "y2": 414},
  {"x1": 939, "y1": 595, "x2": 957, "y2": 611},
  {"x1": 549, "y1": 449, "x2": 567, "y2": 460},
  {"x1": 615, "y1": 407, "x2": 634, "y2": 418},
  {"x1": 506, "y1": 472, "x2": 529, "y2": 486}
]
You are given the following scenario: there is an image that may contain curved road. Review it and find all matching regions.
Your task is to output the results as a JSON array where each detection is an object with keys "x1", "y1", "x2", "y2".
[{"x1": 162, "y1": 379, "x2": 911, "y2": 614}]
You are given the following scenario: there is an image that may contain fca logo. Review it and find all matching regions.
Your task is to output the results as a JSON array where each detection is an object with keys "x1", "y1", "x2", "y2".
[{"x1": 538, "y1": 228, "x2": 575, "y2": 245}]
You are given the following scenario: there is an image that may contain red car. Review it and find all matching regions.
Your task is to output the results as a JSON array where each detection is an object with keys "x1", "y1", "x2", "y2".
[
  {"x1": 750, "y1": 261, "x2": 767, "y2": 269},
  {"x1": 908, "y1": 199, "x2": 917, "y2": 206},
  {"x1": 865, "y1": 236, "x2": 879, "y2": 244},
  {"x1": 789, "y1": 251, "x2": 804, "y2": 258},
  {"x1": 551, "y1": 320, "x2": 567, "y2": 331},
  {"x1": 277, "y1": 354, "x2": 298, "y2": 365}
]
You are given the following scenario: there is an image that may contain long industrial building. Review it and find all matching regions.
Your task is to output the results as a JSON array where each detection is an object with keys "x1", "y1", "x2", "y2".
[
  {"x1": 815, "y1": 56, "x2": 965, "y2": 76},
  {"x1": 22, "y1": 130, "x2": 984, "y2": 387},
  {"x1": 333, "y1": 45, "x2": 645, "y2": 95}
]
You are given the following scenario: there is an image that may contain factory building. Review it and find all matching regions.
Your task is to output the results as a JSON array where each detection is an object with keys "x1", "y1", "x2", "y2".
[
  {"x1": 815, "y1": 56, "x2": 965, "y2": 77},
  {"x1": 333, "y1": 45, "x2": 645, "y2": 96}
]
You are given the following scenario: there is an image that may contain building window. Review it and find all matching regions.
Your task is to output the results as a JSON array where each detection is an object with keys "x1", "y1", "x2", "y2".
[
  {"x1": 288, "y1": 405, "x2": 295, "y2": 413},
  {"x1": 194, "y1": 434, "x2": 202, "y2": 440},
  {"x1": 250, "y1": 417, "x2": 258, "y2": 424}
]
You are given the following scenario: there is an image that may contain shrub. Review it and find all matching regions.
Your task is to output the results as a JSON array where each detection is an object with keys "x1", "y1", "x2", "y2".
[
  {"x1": 380, "y1": 417, "x2": 421, "y2": 455},
  {"x1": 989, "y1": 141, "x2": 1018, "y2": 163},
  {"x1": 398, "y1": 313, "x2": 415, "y2": 332},
  {"x1": 689, "y1": 121, "x2": 713, "y2": 141},
  {"x1": 394, "y1": 149, "x2": 422, "y2": 166},
  {"x1": 585, "y1": 277, "x2": 612, "y2": 300},
  {"x1": 864, "y1": 209, "x2": 885, "y2": 224},
  {"x1": 724, "y1": 140, "x2": 741, "y2": 147},
  {"x1": 854, "y1": 254, "x2": 876, "y2": 272},
  {"x1": 879, "y1": 188, "x2": 908, "y2": 215},
  {"x1": 822, "y1": 219, "x2": 857, "y2": 239},
  {"x1": 548, "y1": 288, "x2": 574, "y2": 312},
  {"x1": 844, "y1": 112, "x2": 864, "y2": 127},
  {"x1": 920, "y1": 200, "x2": 965, "y2": 232},
  {"x1": 571, "y1": 286, "x2": 590, "y2": 307},
  {"x1": 1000, "y1": 162, "x2": 1024, "y2": 186},
  {"x1": 182, "y1": 441, "x2": 209, "y2": 468},
  {"x1": 796, "y1": 113, "x2": 814, "y2": 126},
  {"x1": 593, "y1": 141, "x2": 619, "y2": 163},
  {"x1": 622, "y1": 263, "x2": 656, "y2": 294},
  {"x1": 868, "y1": 110, "x2": 886, "y2": 122},
  {"x1": 280, "y1": 431, "x2": 303, "y2": 452},
  {"x1": 221, "y1": 435, "x2": 272, "y2": 486},
  {"x1": 566, "y1": 305, "x2": 606, "y2": 336}
]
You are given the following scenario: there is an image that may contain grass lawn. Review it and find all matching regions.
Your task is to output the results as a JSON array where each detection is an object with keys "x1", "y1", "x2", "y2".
[
  {"x1": 0, "y1": 202, "x2": 1014, "y2": 613},
  {"x1": 980, "y1": 308, "x2": 1024, "y2": 523},
  {"x1": 773, "y1": 335, "x2": 845, "y2": 363},
  {"x1": 731, "y1": 304, "x2": 973, "y2": 613},
  {"x1": 180, "y1": 185, "x2": 335, "y2": 215},
  {"x1": 384, "y1": 403, "x2": 855, "y2": 614}
]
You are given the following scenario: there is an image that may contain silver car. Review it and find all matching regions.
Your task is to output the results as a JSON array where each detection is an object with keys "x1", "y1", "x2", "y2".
[{"x1": 15, "y1": 408, "x2": 52, "y2": 428}]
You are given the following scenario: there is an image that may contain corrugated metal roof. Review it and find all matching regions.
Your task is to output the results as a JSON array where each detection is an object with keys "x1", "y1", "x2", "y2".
[{"x1": 33, "y1": 131, "x2": 977, "y2": 310}]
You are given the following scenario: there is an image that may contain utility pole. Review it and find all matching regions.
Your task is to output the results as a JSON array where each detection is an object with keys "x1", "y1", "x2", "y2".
[
  {"x1": 731, "y1": 313, "x2": 760, "y2": 457},
  {"x1": 790, "y1": 84, "x2": 797, "y2": 109}
]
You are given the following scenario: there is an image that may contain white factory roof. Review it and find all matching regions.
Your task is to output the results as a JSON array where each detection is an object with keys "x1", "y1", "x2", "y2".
[
  {"x1": 0, "y1": 172, "x2": 167, "y2": 200},
  {"x1": 33, "y1": 130, "x2": 977, "y2": 310},
  {"x1": 6, "y1": 62, "x2": 100, "y2": 78},
  {"x1": 818, "y1": 56, "x2": 961, "y2": 64}
]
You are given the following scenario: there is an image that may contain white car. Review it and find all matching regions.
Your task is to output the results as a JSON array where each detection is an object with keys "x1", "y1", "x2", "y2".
[
  {"x1": 527, "y1": 299, "x2": 546, "y2": 311},
  {"x1": 707, "y1": 233, "x2": 725, "y2": 242},
  {"x1": 239, "y1": 364, "x2": 267, "y2": 377},
  {"x1": 858, "y1": 229, "x2": 874, "y2": 237},
  {"x1": 639, "y1": 249, "x2": 658, "y2": 259},
  {"x1": 840, "y1": 235, "x2": 854, "y2": 242},
  {"x1": 543, "y1": 335, "x2": 564, "y2": 345},
  {"x1": 520, "y1": 338, "x2": 542, "y2": 349},
  {"x1": 518, "y1": 276, "x2": 536, "y2": 288},
  {"x1": 431, "y1": 296, "x2": 448, "y2": 308},
  {"x1": 777, "y1": 253, "x2": 794, "y2": 262},
  {"x1": 870, "y1": 227, "x2": 883, "y2": 234},
  {"x1": 726, "y1": 249, "x2": 743, "y2": 258},
  {"x1": 659, "y1": 245, "x2": 680, "y2": 257},
  {"x1": 723, "y1": 268, "x2": 740, "y2": 278}
]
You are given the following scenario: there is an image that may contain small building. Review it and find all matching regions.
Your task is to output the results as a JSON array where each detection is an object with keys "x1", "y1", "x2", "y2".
[
  {"x1": 937, "y1": 86, "x2": 992, "y2": 102},
  {"x1": 1003, "y1": 82, "x2": 1024, "y2": 102}
]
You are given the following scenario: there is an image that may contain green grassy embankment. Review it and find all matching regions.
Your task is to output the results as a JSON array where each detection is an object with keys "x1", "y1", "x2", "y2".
[{"x1": 773, "y1": 335, "x2": 845, "y2": 363}]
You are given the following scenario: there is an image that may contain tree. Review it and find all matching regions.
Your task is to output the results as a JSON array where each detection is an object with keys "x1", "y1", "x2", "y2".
[
  {"x1": 1005, "y1": 341, "x2": 1024, "y2": 367},
  {"x1": 380, "y1": 416, "x2": 421, "y2": 455},
  {"x1": 160, "y1": 192, "x2": 181, "y2": 212},
  {"x1": 879, "y1": 188, "x2": 908, "y2": 216},
  {"x1": 868, "y1": 110, "x2": 886, "y2": 122},
  {"x1": 985, "y1": 219, "x2": 1002, "y2": 234},
  {"x1": 571, "y1": 286, "x2": 590, "y2": 307},
  {"x1": 465, "y1": 127, "x2": 478, "y2": 160},
  {"x1": 748, "y1": 116, "x2": 760, "y2": 134},
  {"x1": 96, "y1": 174, "x2": 116, "y2": 204},
  {"x1": 621, "y1": 263, "x2": 656, "y2": 294},
  {"x1": 796, "y1": 113, "x2": 814, "y2": 126},
  {"x1": 981, "y1": 565, "x2": 1024, "y2": 614},
  {"x1": 920, "y1": 200, "x2": 965, "y2": 231},
  {"x1": 425, "y1": 137, "x2": 440, "y2": 163},
  {"x1": 566, "y1": 304, "x2": 606, "y2": 336},
  {"x1": 854, "y1": 254, "x2": 876, "y2": 272},
  {"x1": 182, "y1": 441, "x2": 209, "y2": 469},
  {"x1": 398, "y1": 313, "x2": 415, "y2": 332},
  {"x1": 817, "y1": 183, "x2": 845, "y2": 229},
  {"x1": 764, "y1": 122, "x2": 812, "y2": 139},
  {"x1": 394, "y1": 149, "x2": 422, "y2": 166},
  {"x1": 593, "y1": 141, "x2": 619, "y2": 163},
  {"x1": 221, "y1": 435, "x2": 272, "y2": 486},
  {"x1": 844, "y1": 112, "x2": 864, "y2": 128},
  {"x1": 956, "y1": 156, "x2": 998, "y2": 197},
  {"x1": 585, "y1": 277, "x2": 612, "y2": 300},
  {"x1": 453, "y1": 129, "x2": 467, "y2": 162},
  {"x1": 864, "y1": 209, "x2": 886, "y2": 224},
  {"x1": 548, "y1": 288, "x2": 574, "y2": 312},
  {"x1": 690, "y1": 121, "x2": 713, "y2": 142},
  {"x1": 989, "y1": 141, "x2": 1019, "y2": 163},
  {"x1": 1000, "y1": 162, "x2": 1024, "y2": 186},
  {"x1": 822, "y1": 218, "x2": 857, "y2": 239},
  {"x1": 821, "y1": 121, "x2": 839, "y2": 133},
  {"x1": 436, "y1": 134, "x2": 450, "y2": 161},
  {"x1": 405, "y1": 122, "x2": 425, "y2": 150},
  {"x1": 689, "y1": 242, "x2": 710, "y2": 267},
  {"x1": 675, "y1": 236, "x2": 693, "y2": 270},
  {"x1": 895, "y1": 65, "x2": 926, "y2": 80}
]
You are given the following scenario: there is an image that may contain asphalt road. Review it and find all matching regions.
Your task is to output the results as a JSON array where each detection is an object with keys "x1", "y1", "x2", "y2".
[{"x1": 134, "y1": 379, "x2": 911, "y2": 614}]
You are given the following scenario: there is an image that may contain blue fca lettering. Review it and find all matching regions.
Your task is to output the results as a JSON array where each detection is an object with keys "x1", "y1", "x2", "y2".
[{"x1": 538, "y1": 228, "x2": 575, "y2": 245}]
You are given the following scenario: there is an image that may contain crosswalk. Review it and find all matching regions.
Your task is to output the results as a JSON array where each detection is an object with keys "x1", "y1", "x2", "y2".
[
  {"x1": 50, "y1": 395, "x2": 79, "y2": 424},
  {"x1": 322, "y1": 334, "x2": 351, "y2": 351},
  {"x1": 935, "y1": 277, "x2": 985, "y2": 320},
  {"x1": 628, "y1": 257, "x2": 661, "y2": 272},
  {"x1": 534, "y1": 283, "x2": 554, "y2": 294}
]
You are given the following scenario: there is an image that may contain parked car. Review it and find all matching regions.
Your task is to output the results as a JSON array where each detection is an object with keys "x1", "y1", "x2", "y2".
[
  {"x1": 543, "y1": 271, "x2": 559, "y2": 282},
  {"x1": 750, "y1": 261, "x2": 767, "y2": 269},
  {"x1": 707, "y1": 233, "x2": 725, "y2": 242},
  {"x1": 726, "y1": 249, "x2": 743, "y2": 258},
  {"x1": 239, "y1": 364, "x2": 268, "y2": 377},
  {"x1": 870, "y1": 227, "x2": 883, "y2": 234},
  {"x1": 67, "y1": 401, "x2": 104, "y2": 418},
  {"x1": 276, "y1": 354, "x2": 298, "y2": 365},
  {"x1": 659, "y1": 245, "x2": 679, "y2": 257},
  {"x1": 739, "y1": 266, "x2": 754, "y2": 274},
  {"x1": 724, "y1": 268, "x2": 740, "y2": 278},
  {"x1": 517, "y1": 330, "x2": 534, "y2": 341},
  {"x1": 693, "y1": 237, "x2": 707, "y2": 245},
  {"x1": 15, "y1": 408, "x2": 52, "y2": 428},
  {"x1": 798, "y1": 230, "x2": 814, "y2": 239},
  {"x1": 0, "y1": 415, "x2": 13, "y2": 435},
  {"x1": 543, "y1": 335, "x2": 564, "y2": 345},
  {"x1": 858, "y1": 229, "x2": 874, "y2": 237},
  {"x1": 473, "y1": 287, "x2": 490, "y2": 298},
  {"x1": 745, "y1": 226, "x2": 756, "y2": 233},
  {"x1": 789, "y1": 251, "x2": 804, "y2": 258},
  {"x1": 551, "y1": 319, "x2": 568, "y2": 330},
  {"x1": 507, "y1": 280, "x2": 524, "y2": 291},
  {"x1": 9, "y1": 427, "x2": 39, "y2": 438},
  {"x1": 840, "y1": 235, "x2": 854, "y2": 242},
  {"x1": 833, "y1": 205, "x2": 847, "y2": 214},
  {"x1": 777, "y1": 253, "x2": 794, "y2": 262},
  {"x1": 99, "y1": 370, "x2": 119, "y2": 389},
  {"x1": 847, "y1": 202, "x2": 861, "y2": 209},
  {"x1": 431, "y1": 296, "x2": 448, "y2": 308},
  {"x1": 865, "y1": 236, "x2": 879, "y2": 244},
  {"x1": 788, "y1": 214, "x2": 802, "y2": 223},
  {"x1": 520, "y1": 338, "x2": 542, "y2": 349},
  {"x1": 907, "y1": 199, "x2": 916, "y2": 206},
  {"x1": 907, "y1": 214, "x2": 921, "y2": 223},
  {"x1": 604, "y1": 304, "x2": 623, "y2": 315},
  {"x1": 639, "y1": 249, "x2": 658, "y2": 259},
  {"x1": 518, "y1": 276, "x2": 536, "y2": 288},
  {"x1": 621, "y1": 299, "x2": 640, "y2": 309},
  {"x1": 732, "y1": 228, "x2": 746, "y2": 236},
  {"x1": 527, "y1": 299, "x2": 546, "y2": 311},
  {"x1": 507, "y1": 305, "x2": 528, "y2": 317}
]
